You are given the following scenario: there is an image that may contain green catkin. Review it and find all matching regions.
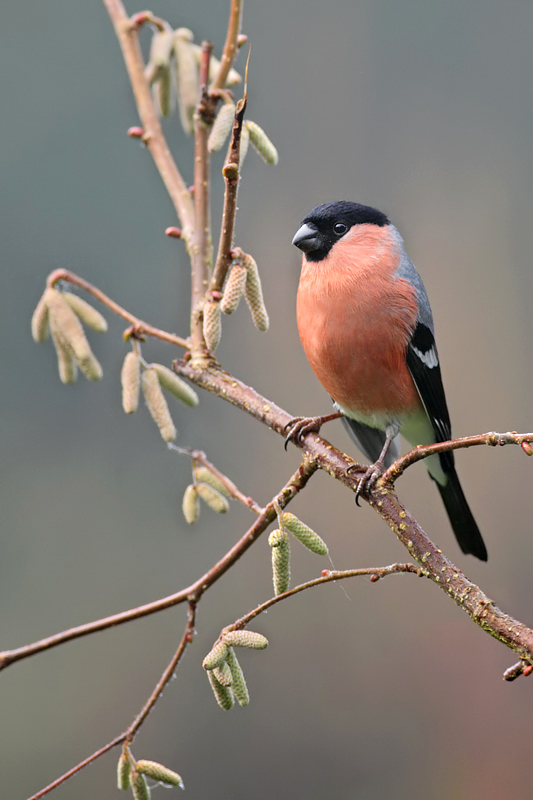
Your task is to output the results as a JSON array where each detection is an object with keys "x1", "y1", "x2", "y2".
[
  {"x1": 117, "y1": 752, "x2": 132, "y2": 790},
  {"x1": 245, "y1": 120, "x2": 279, "y2": 165},
  {"x1": 213, "y1": 661, "x2": 233, "y2": 686},
  {"x1": 136, "y1": 760, "x2": 184, "y2": 788},
  {"x1": 130, "y1": 770, "x2": 151, "y2": 800},
  {"x1": 121, "y1": 351, "x2": 141, "y2": 413},
  {"x1": 151, "y1": 363, "x2": 199, "y2": 406},
  {"x1": 63, "y1": 292, "x2": 107, "y2": 332},
  {"x1": 197, "y1": 482, "x2": 229, "y2": 513},
  {"x1": 282, "y1": 512, "x2": 328, "y2": 555},
  {"x1": 207, "y1": 668, "x2": 235, "y2": 710},
  {"x1": 225, "y1": 646, "x2": 249, "y2": 706},
  {"x1": 203, "y1": 640, "x2": 230, "y2": 670},
  {"x1": 208, "y1": 102, "x2": 236, "y2": 152},
  {"x1": 174, "y1": 29, "x2": 199, "y2": 134},
  {"x1": 203, "y1": 299, "x2": 222, "y2": 351},
  {"x1": 268, "y1": 528, "x2": 291, "y2": 594},
  {"x1": 141, "y1": 368, "x2": 177, "y2": 441},
  {"x1": 220, "y1": 264, "x2": 247, "y2": 315},
  {"x1": 31, "y1": 289, "x2": 52, "y2": 342},
  {"x1": 223, "y1": 630, "x2": 269, "y2": 649},
  {"x1": 193, "y1": 466, "x2": 231, "y2": 497},
  {"x1": 182, "y1": 484, "x2": 200, "y2": 524},
  {"x1": 47, "y1": 290, "x2": 102, "y2": 380},
  {"x1": 243, "y1": 255, "x2": 269, "y2": 331}
]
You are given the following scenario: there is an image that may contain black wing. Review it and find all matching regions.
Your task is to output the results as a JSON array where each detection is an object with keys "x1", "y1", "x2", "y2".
[{"x1": 405, "y1": 322, "x2": 453, "y2": 472}]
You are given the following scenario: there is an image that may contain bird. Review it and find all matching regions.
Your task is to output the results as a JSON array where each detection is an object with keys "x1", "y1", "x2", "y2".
[{"x1": 290, "y1": 200, "x2": 487, "y2": 561}]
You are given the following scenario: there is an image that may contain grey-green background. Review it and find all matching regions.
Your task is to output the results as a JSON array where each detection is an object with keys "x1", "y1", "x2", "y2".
[{"x1": 3, "y1": 1, "x2": 533, "y2": 798}]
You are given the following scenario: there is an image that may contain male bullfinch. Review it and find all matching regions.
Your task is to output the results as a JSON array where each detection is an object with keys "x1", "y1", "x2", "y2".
[{"x1": 291, "y1": 201, "x2": 487, "y2": 561}]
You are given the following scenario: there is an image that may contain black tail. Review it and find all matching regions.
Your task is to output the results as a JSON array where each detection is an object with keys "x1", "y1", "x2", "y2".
[{"x1": 433, "y1": 469, "x2": 488, "y2": 561}]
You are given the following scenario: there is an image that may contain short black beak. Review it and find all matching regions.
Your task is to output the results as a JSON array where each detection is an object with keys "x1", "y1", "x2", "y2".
[{"x1": 292, "y1": 223, "x2": 320, "y2": 253}]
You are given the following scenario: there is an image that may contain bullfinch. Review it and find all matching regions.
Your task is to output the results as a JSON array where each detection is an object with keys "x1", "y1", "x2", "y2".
[{"x1": 291, "y1": 201, "x2": 487, "y2": 561}]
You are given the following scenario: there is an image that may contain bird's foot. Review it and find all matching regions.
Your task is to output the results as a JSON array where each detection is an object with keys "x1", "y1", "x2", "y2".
[
  {"x1": 353, "y1": 462, "x2": 384, "y2": 506},
  {"x1": 283, "y1": 412, "x2": 343, "y2": 451}
]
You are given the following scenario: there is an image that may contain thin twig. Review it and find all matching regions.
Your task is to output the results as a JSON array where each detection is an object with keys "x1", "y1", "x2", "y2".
[
  {"x1": 27, "y1": 604, "x2": 197, "y2": 800},
  {"x1": 168, "y1": 443, "x2": 263, "y2": 513},
  {"x1": 210, "y1": 99, "x2": 247, "y2": 294},
  {"x1": 102, "y1": 0, "x2": 195, "y2": 247},
  {"x1": 229, "y1": 564, "x2": 425, "y2": 629},
  {"x1": 211, "y1": 0, "x2": 242, "y2": 91},
  {"x1": 46, "y1": 269, "x2": 189, "y2": 349},
  {"x1": 383, "y1": 430, "x2": 533, "y2": 482}
]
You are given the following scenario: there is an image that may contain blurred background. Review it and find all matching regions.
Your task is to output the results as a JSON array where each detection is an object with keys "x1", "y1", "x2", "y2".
[{"x1": 2, "y1": 0, "x2": 533, "y2": 798}]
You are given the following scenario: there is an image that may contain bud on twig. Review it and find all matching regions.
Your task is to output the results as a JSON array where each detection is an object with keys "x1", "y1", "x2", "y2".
[
  {"x1": 208, "y1": 102, "x2": 236, "y2": 152},
  {"x1": 63, "y1": 292, "x2": 108, "y2": 332},
  {"x1": 220, "y1": 264, "x2": 247, "y2": 314},
  {"x1": 193, "y1": 466, "x2": 231, "y2": 497},
  {"x1": 225, "y1": 646, "x2": 249, "y2": 706},
  {"x1": 141, "y1": 368, "x2": 177, "y2": 441},
  {"x1": 268, "y1": 528, "x2": 291, "y2": 594},
  {"x1": 197, "y1": 482, "x2": 229, "y2": 514},
  {"x1": 281, "y1": 512, "x2": 328, "y2": 555},
  {"x1": 174, "y1": 28, "x2": 199, "y2": 134},
  {"x1": 182, "y1": 484, "x2": 200, "y2": 524},
  {"x1": 117, "y1": 752, "x2": 132, "y2": 790},
  {"x1": 203, "y1": 300, "x2": 222, "y2": 352},
  {"x1": 121, "y1": 351, "x2": 141, "y2": 413},
  {"x1": 136, "y1": 760, "x2": 184, "y2": 788},
  {"x1": 207, "y1": 668, "x2": 235, "y2": 710},
  {"x1": 245, "y1": 120, "x2": 278, "y2": 165}
]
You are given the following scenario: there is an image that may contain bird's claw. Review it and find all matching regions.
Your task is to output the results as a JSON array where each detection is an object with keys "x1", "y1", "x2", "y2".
[
  {"x1": 283, "y1": 416, "x2": 321, "y2": 450},
  {"x1": 354, "y1": 464, "x2": 383, "y2": 506}
]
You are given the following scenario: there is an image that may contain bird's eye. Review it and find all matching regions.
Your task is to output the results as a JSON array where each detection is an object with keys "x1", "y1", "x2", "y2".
[{"x1": 333, "y1": 222, "x2": 347, "y2": 235}]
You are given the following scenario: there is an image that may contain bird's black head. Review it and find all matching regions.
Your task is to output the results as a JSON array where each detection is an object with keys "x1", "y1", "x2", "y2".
[{"x1": 292, "y1": 201, "x2": 390, "y2": 262}]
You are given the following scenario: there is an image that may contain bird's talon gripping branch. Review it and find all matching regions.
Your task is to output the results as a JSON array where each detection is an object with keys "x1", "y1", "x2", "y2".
[
  {"x1": 354, "y1": 463, "x2": 383, "y2": 506},
  {"x1": 283, "y1": 412, "x2": 343, "y2": 451}
]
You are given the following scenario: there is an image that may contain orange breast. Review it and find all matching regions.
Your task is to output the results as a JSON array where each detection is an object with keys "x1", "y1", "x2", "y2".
[{"x1": 296, "y1": 225, "x2": 422, "y2": 419}]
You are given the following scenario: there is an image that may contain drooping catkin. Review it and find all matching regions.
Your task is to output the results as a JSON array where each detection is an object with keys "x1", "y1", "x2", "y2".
[
  {"x1": 46, "y1": 289, "x2": 103, "y2": 380},
  {"x1": 220, "y1": 264, "x2": 247, "y2": 315},
  {"x1": 121, "y1": 351, "x2": 141, "y2": 413},
  {"x1": 31, "y1": 288, "x2": 53, "y2": 342},
  {"x1": 174, "y1": 28, "x2": 199, "y2": 135},
  {"x1": 50, "y1": 320, "x2": 78, "y2": 384},
  {"x1": 207, "y1": 668, "x2": 235, "y2": 710},
  {"x1": 136, "y1": 760, "x2": 184, "y2": 789},
  {"x1": 208, "y1": 102, "x2": 235, "y2": 152},
  {"x1": 243, "y1": 254, "x2": 269, "y2": 331},
  {"x1": 193, "y1": 466, "x2": 230, "y2": 497},
  {"x1": 141, "y1": 368, "x2": 177, "y2": 441},
  {"x1": 117, "y1": 752, "x2": 132, "y2": 790},
  {"x1": 282, "y1": 512, "x2": 328, "y2": 555},
  {"x1": 213, "y1": 661, "x2": 233, "y2": 686},
  {"x1": 197, "y1": 482, "x2": 229, "y2": 514},
  {"x1": 245, "y1": 120, "x2": 279, "y2": 165},
  {"x1": 203, "y1": 300, "x2": 222, "y2": 352},
  {"x1": 225, "y1": 646, "x2": 249, "y2": 706},
  {"x1": 147, "y1": 29, "x2": 175, "y2": 118},
  {"x1": 223, "y1": 630, "x2": 269, "y2": 650},
  {"x1": 130, "y1": 770, "x2": 151, "y2": 800},
  {"x1": 63, "y1": 292, "x2": 107, "y2": 332},
  {"x1": 268, "y1": 529, "x2": 291, "y2": 594},
  {"x1": 203, "y1": 639, "x2": 229, "y2": 670},
  {"x1": 182, "y1": 484, "x2": 200, "y2": 524},
  {"x1": 238, "y1": 122, "x2": 250, "y2": 167},
  {"x1": 151, "y1": 363, "x2": 198, "y2": 406}
]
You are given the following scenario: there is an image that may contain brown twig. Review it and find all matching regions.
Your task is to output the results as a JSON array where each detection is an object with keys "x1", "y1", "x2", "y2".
[
  {"x1": 0, "y1": 460, "x2": 316, "y2": 672},
  {"x1": 229, "y1": 563, "x2": 425, "y2": 629},
  {"x1": 210, "y1": 98, "x2": 247, "y2": 294},
  {"x1": 383, "y1": 430, "x2": 533, "y2": 483},
  {"x1": 168, "y1": 443, "x2": 263, "y2": 513},
  {"x1": 27, "y1": 603, "x2": 197, "y2": 800},
  {"x1": 173, "y1": 359, "x2": 533, "y2": 665},
  {"x1": 46, "y1": 269, "x2": 189, "y2": 349},
  {"x1": 211, "y1": 0, "x2": 242, "y2": 91},
  {"x1": 190, "y1": 42, "x2": 215, "y2": 359},
  {"x1": 102, "y1": 0, "x2": 195, "y2": 247}
]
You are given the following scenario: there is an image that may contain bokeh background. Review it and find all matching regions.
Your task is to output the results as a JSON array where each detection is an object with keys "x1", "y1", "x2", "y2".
[{"x1": 2, "y1": 1, "x2": 533, "y2": 798}]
